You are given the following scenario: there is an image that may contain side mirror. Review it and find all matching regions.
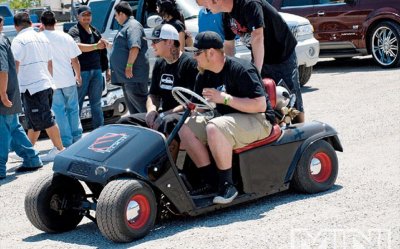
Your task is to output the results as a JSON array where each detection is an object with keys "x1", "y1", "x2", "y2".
[{"x1": 147, "y1": 15, "x2": 163, "y2": 28}]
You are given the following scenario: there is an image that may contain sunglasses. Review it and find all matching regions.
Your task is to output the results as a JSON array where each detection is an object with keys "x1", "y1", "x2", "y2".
[
  {"x1": 151, "y1": 39, "x2": 165, "y2": 44},
  {"x1": 194, "y1": 49, "x2": 206, "y2": 56}
]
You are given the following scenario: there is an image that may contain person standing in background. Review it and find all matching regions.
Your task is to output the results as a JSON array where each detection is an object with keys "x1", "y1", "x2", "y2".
[
  {"x1": 41, "y1": 11, "x2": 83, "y2": 148},
  {"x1": 68, "y1": 6, "x2": 109, "y2": 129},
  {"x1": 110, "y1": 1, "x2": 149, "y2": 115},
  {"x1": 1, "y1": 32, "x2": 43, "y2": 178},
  {"x1": 156, "y1": 0, "x2": 192, "y2": 51},
  {"x1": 11, "y1": 12, "x2": 64, "y2": 162}
]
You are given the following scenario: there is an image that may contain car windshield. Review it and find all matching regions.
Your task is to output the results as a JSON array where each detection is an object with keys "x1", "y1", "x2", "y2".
[{"x1": 177, "y1": 0, "x2": 200, "y2": 20}]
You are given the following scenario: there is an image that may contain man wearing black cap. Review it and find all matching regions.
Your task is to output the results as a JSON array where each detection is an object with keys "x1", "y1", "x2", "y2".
[
  {"x1": 117, "y1": 24, "x2": 198, "y2": 161},
  {"x1": 200, "y1": 0, "x2": 305, "y2": 124},
  {"x1": 180, "y1": 31, "x2": 275, "y2": 204},
  {"x1": 68, "y1": 5, "x2": 109, "y2": 129}
]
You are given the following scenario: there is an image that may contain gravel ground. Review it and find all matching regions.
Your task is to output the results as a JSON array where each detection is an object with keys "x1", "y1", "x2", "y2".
[{"x1": 0, "y1": 56, "x2": 399, "y2": 249}]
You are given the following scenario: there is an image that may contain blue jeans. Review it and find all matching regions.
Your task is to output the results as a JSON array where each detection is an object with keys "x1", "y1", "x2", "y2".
[
  {"x1": 261, "y1": 51, "x2": 304, "y2": 112},
  {"x1": 52, "y1": 85, "x2": 83, "y2": 147},
  {"x1": 0, "y1": 114, "x2": 42, "y2": 177},
  {"x1": 79, "y1": 69, "x2": 104, "y2": 129}
]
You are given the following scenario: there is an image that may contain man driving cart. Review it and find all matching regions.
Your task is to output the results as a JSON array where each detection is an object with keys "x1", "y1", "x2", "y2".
[
  {"x1": 117, "y1": 23, "x2": 198, "y2": 160},
  {"x1": 180, "y1": 31, "x2": 275, "y2": 204}
]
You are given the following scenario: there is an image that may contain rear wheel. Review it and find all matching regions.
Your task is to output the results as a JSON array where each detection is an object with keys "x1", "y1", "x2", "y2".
[
  {"x1": 25, "y1": 173, "x2": 85, "y2": 233},
  {"x1": 291, "y1": 140, "x2": 338, "y2": 193},
  {"x1": 370, "y1": 21, "x2": 400, "y2": 68},
  {"x1": 96, "y1": 179, "x2": 157, "y2": 243},
  {"x1": 298, "y1": 65, "x2": 312, "y2": 87}
]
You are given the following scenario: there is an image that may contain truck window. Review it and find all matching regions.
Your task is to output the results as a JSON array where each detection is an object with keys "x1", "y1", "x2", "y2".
[
  {"x1": 90, "y1": 0, "x2": 114, "y2": 33},
  {"x1": 0, "y1": 6, "x2": 13, "y2": 17}
]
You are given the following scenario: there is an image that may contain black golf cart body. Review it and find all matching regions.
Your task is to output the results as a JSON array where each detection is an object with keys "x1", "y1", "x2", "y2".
[
  {"x1": 54, "y1": 119, "x2": 341, "y2": 215},
  {"x1": 25, "y1": 82, "x2": 343, "y2": 243}
]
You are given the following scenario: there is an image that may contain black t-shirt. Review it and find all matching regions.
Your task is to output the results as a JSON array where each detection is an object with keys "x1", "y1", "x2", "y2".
[
  {"x1": 68, "y1": 22, "x2": 106, "y2": 71},
  {"x1": 194, "y1": 57, "x2": 275, "y2": 123},
  {"x1": 162, "y1": 19, "x2": 185, "y2": 33},
  {"x1": 149, "y1": 53, "x2": 198, "y2": 111},
  {"x1": 224, "y1": 0, "x2": 297, "y2": 64}
]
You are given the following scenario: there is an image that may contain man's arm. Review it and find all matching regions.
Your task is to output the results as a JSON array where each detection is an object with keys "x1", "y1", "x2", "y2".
[
  {"x1": 251, "y1": 27, "x2": 264, "y2": 72},
  {"x1": 77, "y1": 41, "x2": 106, "y2": 52},
  {"x1": 15, "y1": 61, "x2": 20, "y2": 74},
  {"x1": 202, "y1": 88, "x2": 266, "y2": 113},
  {"x1": 0, "y1": 72, "x2": 12, "y2": 107},
  {"x1": 71, "y1": 57, "x2": 82, "y2": 86},
  {"x1": 125, "y1": 47, "x2": 139, "y2": 79},
  {"x1": 47, "y1": 60, "x2": 53, "y2": 76},
  {"x1": 224, "y1": 40, "x2": 235, "y2": 56}
]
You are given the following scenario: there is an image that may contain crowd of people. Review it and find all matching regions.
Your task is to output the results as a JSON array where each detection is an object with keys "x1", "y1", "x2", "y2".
[{"x1": 0, "y1": 0, "x2": 305, "y2": 204}]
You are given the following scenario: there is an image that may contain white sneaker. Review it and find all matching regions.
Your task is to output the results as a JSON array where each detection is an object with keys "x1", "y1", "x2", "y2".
[
  {"x1": 39, "y1": 147, "x2": 63, "y2": 162},
  {"x1": 9, "y1": 152, "x2": 23, "y2": 161}
]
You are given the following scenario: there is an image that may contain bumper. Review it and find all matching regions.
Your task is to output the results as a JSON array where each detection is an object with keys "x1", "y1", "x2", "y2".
[
  {"x1": 295, "y1": 37, "x2": 320, "y2": 67},
  {"x1": 234, "y1": 37, "x2": 319, "y2": 68},
  {"x1": 80, "y1": 87, "x2": 127, "y2": 120}
]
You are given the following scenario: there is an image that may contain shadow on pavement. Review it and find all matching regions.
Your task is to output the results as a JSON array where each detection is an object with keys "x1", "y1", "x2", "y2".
[{"x1": 23, "y1": 185, "x2": 342, "y2": 248}]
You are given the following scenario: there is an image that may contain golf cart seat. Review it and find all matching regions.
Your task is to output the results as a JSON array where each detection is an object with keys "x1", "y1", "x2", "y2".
[{"x1": 233, "y1": 78, "x2": 281, "y2": 154}]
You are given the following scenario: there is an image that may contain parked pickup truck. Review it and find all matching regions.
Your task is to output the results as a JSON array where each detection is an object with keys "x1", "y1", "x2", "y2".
[
  {"x1": 81, "y1": 0, "x2": 319, "y2": 86},
  {"x1": 0, "y1": 4, "x2": 40, "y2": 40}
]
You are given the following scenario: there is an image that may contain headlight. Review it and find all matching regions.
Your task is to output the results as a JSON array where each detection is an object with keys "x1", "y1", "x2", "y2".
[{"x1": 292, "y1": 24, "x2": 314, "y2": 40}]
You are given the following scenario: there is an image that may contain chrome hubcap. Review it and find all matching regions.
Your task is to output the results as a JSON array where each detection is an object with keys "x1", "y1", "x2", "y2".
[
  {"x1": 126, "y1": 200, "x2": 140, "y2": 222},
  {"x1": 310, "y1": 158, "x2": 322, "y2": 176},
  {"x1": 372, "y1": 26, "x2": 399, "y2": 66}
]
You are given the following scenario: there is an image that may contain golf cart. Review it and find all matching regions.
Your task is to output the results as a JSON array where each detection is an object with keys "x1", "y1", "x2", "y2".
[{"x1": 24, "y1": 80, "x2": 342, "y2": 243}]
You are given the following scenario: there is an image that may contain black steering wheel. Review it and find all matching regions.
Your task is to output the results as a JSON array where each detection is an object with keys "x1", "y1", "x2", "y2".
[{"x1": 172, "y1": 87, "x2": 215, "y2": 118}]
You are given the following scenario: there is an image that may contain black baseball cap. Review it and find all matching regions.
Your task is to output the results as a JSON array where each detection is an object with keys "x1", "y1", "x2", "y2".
[
  {"x1": 185, "y1": 31, "x2": 224, "y2": 52},
  {"x1": 77, "y1": 6, "x2": 91, "y2": 15}
]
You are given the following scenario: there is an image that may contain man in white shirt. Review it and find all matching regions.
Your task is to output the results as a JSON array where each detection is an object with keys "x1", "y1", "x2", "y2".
[
  {"x1": 41, "y1": 11, "x2": 83, "y2": 148},
  {"x1": 11, "y1": 12, "x2": 64, "y2": 162}
]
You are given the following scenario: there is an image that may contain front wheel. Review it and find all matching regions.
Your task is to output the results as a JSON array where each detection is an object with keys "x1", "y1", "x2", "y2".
[
  {"x1": 291, "y1": 140, "x2": 338, "y2": 194},
  {"x1": 370, "y1": 21, "x2": 400, "y2": 68},
  {"x1": 25, "y1": 173, "x2": 85, "y2": 233},
  {"x1": 298, "y1": 65, "x2": 312, "y2": 87},
  {"x1": 96, "y1": 179, "x2": 157, "y2": 243}
]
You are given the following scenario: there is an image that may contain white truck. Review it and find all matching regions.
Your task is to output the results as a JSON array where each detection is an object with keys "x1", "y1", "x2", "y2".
[{"x1": 86, "y1": 0, "x2": 319, "y2": 86}]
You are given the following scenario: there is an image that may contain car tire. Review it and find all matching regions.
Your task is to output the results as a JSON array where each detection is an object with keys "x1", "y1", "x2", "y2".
[
  {"x1": 96, "y1": 179, "x2": 157, "y2": 243},
  {"x1": 370, "y1": 21, "x2": 400, "y2": 68},
  {"x1": 298, "y1": 65, "x2": 312, "y2": 87},
  {"x1": 24, "y1": 173, "x2": 85, "y2": 233},
  {"x1": 291, "y1": 140, "x2": 338, "y2": 194}
]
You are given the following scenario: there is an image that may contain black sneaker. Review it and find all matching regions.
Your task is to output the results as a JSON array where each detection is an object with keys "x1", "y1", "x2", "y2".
[
  {"x1": 213, "y1": 183, "x2": 238, "y2": 204},
  {"x1": 190, "y1": 183, "x2": 215, "y2": 196}
]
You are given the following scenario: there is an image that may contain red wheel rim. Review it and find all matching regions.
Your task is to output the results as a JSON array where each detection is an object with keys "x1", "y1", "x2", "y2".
[
  {"x1": 126, "y1": 194, "x2": 151, "y2": 230},
  {"x1": 310, "y1": 152, "x2": 332, "y2": 183}
]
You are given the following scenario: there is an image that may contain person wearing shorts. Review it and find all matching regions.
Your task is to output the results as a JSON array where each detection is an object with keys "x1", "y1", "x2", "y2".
[
  {"x1": 180, "y1": 31, "x2": 275, "y2": 204},
  {"x1": 11, "y1": 12, "x2": 64, "y2": 162}
]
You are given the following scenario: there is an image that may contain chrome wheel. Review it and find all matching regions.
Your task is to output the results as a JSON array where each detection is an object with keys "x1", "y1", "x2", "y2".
[{"x1": 371, "y1": 22, "x2": 400, "y2": 68}]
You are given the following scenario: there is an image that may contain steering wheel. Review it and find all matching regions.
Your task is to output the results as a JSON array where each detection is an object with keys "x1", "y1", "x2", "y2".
[{"x1": 172, "y1": 87, "x2": 215, "y2": 118}]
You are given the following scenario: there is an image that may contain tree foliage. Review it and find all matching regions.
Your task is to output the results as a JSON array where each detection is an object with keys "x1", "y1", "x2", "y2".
[{"x1": 0, "y1": 0, "x2": 41, "y2": 9}]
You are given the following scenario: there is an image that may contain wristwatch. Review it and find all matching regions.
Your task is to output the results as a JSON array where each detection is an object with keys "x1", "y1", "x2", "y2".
[{"x1": 159, "y1": 112, "x2": 166, "y2": 119}]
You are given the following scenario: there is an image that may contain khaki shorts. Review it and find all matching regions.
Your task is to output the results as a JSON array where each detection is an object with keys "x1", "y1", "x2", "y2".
[{"x1": 185, "y1": 113, "x2": 272, "y2": 149}]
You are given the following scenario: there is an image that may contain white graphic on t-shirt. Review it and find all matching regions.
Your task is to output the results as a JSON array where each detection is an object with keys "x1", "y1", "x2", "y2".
[{"x1": 160, "y1": 74, "x2": 175, "y2": 90}]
